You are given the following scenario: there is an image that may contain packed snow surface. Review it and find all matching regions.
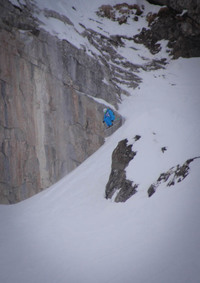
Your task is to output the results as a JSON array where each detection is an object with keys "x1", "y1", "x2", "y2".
[{"x1": 1, "y1": 0, "x2": 200, "y2": 283}]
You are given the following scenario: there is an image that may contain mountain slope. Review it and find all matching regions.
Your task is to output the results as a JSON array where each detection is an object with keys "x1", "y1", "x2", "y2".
[
  {"x1": 0, "y1": 0, "x2": 200, "y2": 282},
  {"x1": 0, "y1": 56, "x2": 199, "y2": 283}
]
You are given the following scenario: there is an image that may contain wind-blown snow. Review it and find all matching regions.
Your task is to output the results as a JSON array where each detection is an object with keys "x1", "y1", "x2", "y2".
[{"x1": 1, "y1": 1, "x2": 200, "y2": 283}]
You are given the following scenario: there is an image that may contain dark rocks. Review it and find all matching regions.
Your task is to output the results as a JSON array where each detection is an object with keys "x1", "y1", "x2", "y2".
[
  {"x1": 148, "y1": 157, "x2": 200, "y2": 197},
  {"x1": 161, "y1": 146, "x2": 167, "y2": 153},
  {"x1": 111, "y1": 139, "x2": 136, "y2": 171},
  {"x1": 105, "y1": 139, "x2": 138, "y2": 202},
  {"x1": 134, "y1": 135, "x2": 141, "y2": 141},
  {"x1": 168, "y1": 0, "x2": 200, "y2": 25},
  {"x1": 147, "y1": 184, "x2": 156, "y2": 197},
  {"x1": 96, "y1": 2, "x2": 200, "y2": 65},
  {"x1": 147, "y1": 0, "x2": 167, "y2": 5},
  {"x1": 96, "y1": 3, "x2": 144, "y2": 23},
  {"x1": 147, "y1": 0, "x2": 200, "y2": 25},
  {"x1": 115, "y1": 180, "x2": 138, "y2": 203},
  {"x1": 138, "y1": 1, "x2": 200, "y2": 58}
]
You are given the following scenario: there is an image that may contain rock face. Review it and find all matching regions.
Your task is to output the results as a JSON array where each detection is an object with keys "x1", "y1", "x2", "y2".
[
  {"x1": 147, "y1": 0, "x2": 200, "y2": 24},
  {"x1": 140, "y1": 0, "x2": 200, "y2": 58},
  {"x1": 105, "y1": 139, "x2": 137, "y2": 203},
  {"x1": 0, "y1": 0, "x2": 122, "y2": 203},
  {"x1": 168, "y1": 0, "x2": 200, "y2": 25}
]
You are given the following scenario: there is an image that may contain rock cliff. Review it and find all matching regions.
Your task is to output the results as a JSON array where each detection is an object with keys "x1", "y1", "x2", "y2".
[
  {"x1": 0, "y1": 0, "x2": 124, "y2": 203},
  {"x1": 1, "y1": 0, "x2": 199, "y2": 204}
]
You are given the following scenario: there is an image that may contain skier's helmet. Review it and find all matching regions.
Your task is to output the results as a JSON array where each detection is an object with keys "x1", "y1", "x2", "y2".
[{"x1": 103, "y1": 108, "x2": 107, "y2": 113}]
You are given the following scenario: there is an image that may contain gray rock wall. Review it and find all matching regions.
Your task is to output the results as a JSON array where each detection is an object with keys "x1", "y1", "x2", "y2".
[{"x1": 0, "y1": 1, "x2": 120, "y2": 203}]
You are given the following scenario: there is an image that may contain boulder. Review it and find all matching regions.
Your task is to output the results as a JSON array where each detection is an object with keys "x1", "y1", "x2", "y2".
[{"x1": 105, "y1": 139, "x2": 137, "y2": 202}]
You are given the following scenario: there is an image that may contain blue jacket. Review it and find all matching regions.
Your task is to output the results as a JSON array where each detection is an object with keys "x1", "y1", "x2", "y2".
[{"x1": 103, "y1": 109, "x2": 115, "y2": 126}]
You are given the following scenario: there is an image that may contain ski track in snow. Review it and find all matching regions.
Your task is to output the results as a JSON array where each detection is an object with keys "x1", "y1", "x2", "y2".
[{"x1": 1, "y1": 1, "x2": 200, "y2": 283}]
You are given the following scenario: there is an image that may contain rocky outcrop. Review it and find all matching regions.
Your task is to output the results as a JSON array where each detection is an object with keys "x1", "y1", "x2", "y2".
[
  {"x1": 97, "y1": 3, "x2": 144, "y2": 23},
  {"x1": 0, "y1": 0, "x2": 123, "y2": 203},
  {"x1": 169, "y1": 0, "x2": 200, "y2": 25},
  {"x1": 82, "y1": 28, "x2": 142, "y2": 90},
  {"x1": 96, "y1": 1, "x2": 200, "y2": 59},
  {"x1": 143, "y1": 0, "x2": 200, "y2": 58},
  {"x1": 148, "y1": 157, "x2": 200, "y2": 197},
  {"x1": 147, "y1": 0, "x2": 200, "y2": 24},
  {"x1": 106, "y1": 138, "x2": 200, "y2": 202},
  {"x1": 105, "y1": 138, "x2": 138, "y2": 202}
]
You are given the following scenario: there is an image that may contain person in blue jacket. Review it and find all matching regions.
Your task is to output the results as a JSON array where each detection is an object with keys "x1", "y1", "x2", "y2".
[{"x1": 103, "y1": 108, "x2": 115, "y2": 127}]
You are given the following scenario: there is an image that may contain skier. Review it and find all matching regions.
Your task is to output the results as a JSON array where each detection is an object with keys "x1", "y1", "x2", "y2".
[{"x1": 103, "y1": 108, "x2": 115, "y2": 127}]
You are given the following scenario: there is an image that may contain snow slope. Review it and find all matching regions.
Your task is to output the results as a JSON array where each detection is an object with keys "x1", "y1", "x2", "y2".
[{"x1": 1, "y1": 1, "x2": 200, "y2": 282}]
